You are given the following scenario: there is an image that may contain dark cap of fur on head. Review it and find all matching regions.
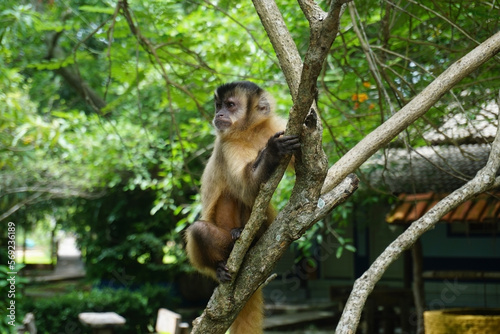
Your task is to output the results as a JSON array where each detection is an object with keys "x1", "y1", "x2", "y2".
[{"x1": 214, "y1": 81, "x2": 263, "y2": 99}]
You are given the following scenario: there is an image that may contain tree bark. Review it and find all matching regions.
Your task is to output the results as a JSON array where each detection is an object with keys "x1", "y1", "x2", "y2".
[{"x1": 55, "y1": 67, "x2": 107, "y2": 111}]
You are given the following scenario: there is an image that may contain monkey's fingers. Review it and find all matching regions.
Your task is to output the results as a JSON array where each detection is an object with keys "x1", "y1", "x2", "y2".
[
  {"x1": 279, "y1": 135, "x2": 300, "y2": 143},
  {"x1": 288, "y1": 142, "x2": 302, "y2": 151},
  {"x1": 279, "y1": 136, "x2": 301, "y2": 152},
  {"x1": 216, "y1": 261, "x2": 232, "y2": 282},
  {"x1": 273, "y1": 131, "x2": 285, "y2": 138}
]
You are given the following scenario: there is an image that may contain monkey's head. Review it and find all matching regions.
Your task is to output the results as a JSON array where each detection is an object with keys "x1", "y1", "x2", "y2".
[{"x1": 213, "y1": 81, "x2": 274, "y2": 134}]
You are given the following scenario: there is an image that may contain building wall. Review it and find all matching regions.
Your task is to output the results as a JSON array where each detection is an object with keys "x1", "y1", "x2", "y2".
[
  {"x1": 265, "y1": 201, "x2": 500, "y2": 309},
  {"x1": 421, "y1": 223, "x2": 500, "y2": 259},
  {"x1": 421, "y1": 223, "x2": 500, "y2": 308}
]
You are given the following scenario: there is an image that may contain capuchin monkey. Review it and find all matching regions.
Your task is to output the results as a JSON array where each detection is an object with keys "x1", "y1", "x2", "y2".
[{"x1": 185, "y1": 81, "x2": 300, "y2": 334}]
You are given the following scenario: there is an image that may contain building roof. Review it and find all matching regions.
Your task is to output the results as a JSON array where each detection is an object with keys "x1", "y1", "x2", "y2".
[
  {"x1": 364, "y1": 103, "x2": 499, "y2": 224},
  {"x1": 423, "y1": 100, "x2": 498, "y2": 145},
  {"x1": 365, "y1": 144, "x2": 494, "y2": 193},
  {"x1": 386, "y1": 192, "x2": 500, "y2": 224},
  {"x1": 364, "y1": 101, "x2": 498, "y2": 193}
]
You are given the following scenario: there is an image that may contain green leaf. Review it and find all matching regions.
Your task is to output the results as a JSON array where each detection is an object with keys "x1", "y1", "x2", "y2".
[
  {"x1": 35, "y1": 21, "x2": 77, "y2": 32},
  {"x1": 345, "y1": 245, "x2": 357, "y2": 253},
  {"x1": 336, "y1": 246, "x2": 343, "y2": 259}
]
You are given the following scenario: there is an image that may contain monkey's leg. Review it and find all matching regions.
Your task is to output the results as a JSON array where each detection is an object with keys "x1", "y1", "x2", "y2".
[{"x1": 186, "y1": 220, "x2": 234, "y2": 281}]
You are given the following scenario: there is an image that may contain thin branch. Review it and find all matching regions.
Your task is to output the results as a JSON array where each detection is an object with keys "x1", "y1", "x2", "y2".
[
  {"x1": 1, "y1": 187, "x2": 104, "y2": 199},
  {"x1": 46, "y1": 16, "x2": 109, "y2": 113},
  {"x1": 251, "y1": 0, "x2": 303, "y2": 99},
  {"x1": 120, "y1": 0, "x2": 200, "y2": 184},
  {"x1": 0, "y1": 193, "x2": 43, "y2": 222},
  {"x1": 389, "y1": 34, "x2": 462, "y2": 53},
  {"x1": 405, "y1": 0, "x2": 480, "y2": 46},
  {"x1": 103, "y1": 2, "x2": 122, "y2": 100},
  {"x1": 68, "y1": 10, "x2": 113, "y2": 113},
  {"x1": 349, "y1": 2, "x2": 395, "y2": 114},
  {"x1": 120, "y1": 0, "x2": 207, "y2": 116},
  {"x1": 201, "y1": 0, "x2": 279, "y2": 66}
]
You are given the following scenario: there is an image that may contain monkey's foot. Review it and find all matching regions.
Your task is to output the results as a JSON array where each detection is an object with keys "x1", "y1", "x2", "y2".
[
  {"x1": 216, "y1": 261, "x2": 232, "y2": 282},
  {"x1": 230, "y1": 228, "x2": 243, "y2": 241}
]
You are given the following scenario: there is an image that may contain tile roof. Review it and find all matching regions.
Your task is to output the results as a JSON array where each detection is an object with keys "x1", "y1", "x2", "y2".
[
  {"x1": 423, "y1": 101, "x2": 498, "y2": 144},
  {"x1": 386, "y1": 192, "x2": 500, "y2": 224},
  {"x1": 365, "y1": 144, "x2": 495, "y2": 193},
  {"x1": 363, "y1": 103, "x2": 498, "y2": 194}
]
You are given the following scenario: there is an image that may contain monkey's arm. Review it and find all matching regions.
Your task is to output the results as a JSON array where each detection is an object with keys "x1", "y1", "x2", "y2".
[
  {"x1": 247, "y1": 131, "x2": 300, "y2": 186},
  {"x1": 224, "y1": 132, "x2": 299, "y2": 204}
]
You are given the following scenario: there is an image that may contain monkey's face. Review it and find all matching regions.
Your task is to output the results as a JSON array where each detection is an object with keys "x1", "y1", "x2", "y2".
[
  {"x1": 213, "y1": 91, "x2": 246, "y2": 133},
  {"x1": 213, "y1": 81, "x2": 273, "y2": 134},
  {"x1": 213, "y1": 97, "x2": 235, "y2": 131}
]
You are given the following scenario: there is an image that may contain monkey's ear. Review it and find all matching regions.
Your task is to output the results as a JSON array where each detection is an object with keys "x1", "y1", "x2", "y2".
[{"x1": 257, "y1": 93, "x2": 274, "y2": 114}]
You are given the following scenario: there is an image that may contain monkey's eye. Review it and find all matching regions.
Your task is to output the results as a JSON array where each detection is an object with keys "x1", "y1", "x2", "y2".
[
  {"x1": 215, "y1": 103, "x2": 222, "y2": 109},
  {"x1": 226, "y1": 102, "x2": 235, "y2": 108}
]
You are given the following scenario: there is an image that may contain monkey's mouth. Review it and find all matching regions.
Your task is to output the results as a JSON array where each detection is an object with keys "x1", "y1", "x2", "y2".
[{"x1": 214, "y1": 118, "x2": 232, "y2": 131}]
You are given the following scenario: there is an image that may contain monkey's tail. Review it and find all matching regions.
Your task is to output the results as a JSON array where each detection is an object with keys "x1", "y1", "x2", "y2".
[{"x1": 230, "y1": 288, "x2": 263, "y2": 334}]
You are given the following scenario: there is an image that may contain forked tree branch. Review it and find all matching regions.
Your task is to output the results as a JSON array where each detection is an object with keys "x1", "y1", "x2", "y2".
[{"x1": 224, "y1": 0, "x2": 348, "y2": 286}]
